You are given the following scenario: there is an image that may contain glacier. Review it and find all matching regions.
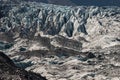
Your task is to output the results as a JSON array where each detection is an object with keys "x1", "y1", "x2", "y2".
[
  {"x1": 0, "y1": 2, "x2": 120, "y2": 51},
  {"x1": 0, "y1": 1, "x2": 120, "y2": 80}
]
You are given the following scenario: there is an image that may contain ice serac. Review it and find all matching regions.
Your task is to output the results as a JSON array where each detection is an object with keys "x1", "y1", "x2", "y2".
[{"x1": 0, "y1": 2, "x2": 120, "y2": 51}]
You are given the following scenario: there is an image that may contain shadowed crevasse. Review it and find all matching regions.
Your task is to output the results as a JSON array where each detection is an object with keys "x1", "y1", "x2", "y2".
[{"x1": 19, "y1": 0, "x2": 120, "y2": 6}]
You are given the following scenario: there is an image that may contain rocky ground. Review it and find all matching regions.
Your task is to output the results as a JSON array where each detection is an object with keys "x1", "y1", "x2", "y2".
[{"x1": 0, "y1": 52, "x2": 47, "y2": 80}]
